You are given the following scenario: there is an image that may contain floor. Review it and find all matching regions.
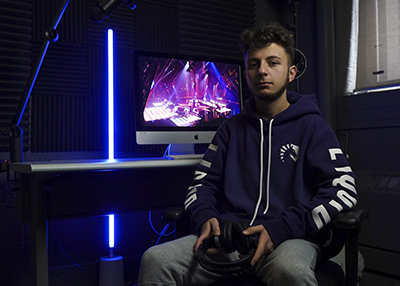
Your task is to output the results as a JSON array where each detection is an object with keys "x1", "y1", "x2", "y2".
[{"x1": 359, "y1": 271, "x2": 400, "y2": 286}]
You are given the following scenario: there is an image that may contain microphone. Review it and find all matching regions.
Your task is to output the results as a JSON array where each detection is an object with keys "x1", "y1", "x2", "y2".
[{"x1": 91, "y1": 0, "x2": 124, "y2": 23}]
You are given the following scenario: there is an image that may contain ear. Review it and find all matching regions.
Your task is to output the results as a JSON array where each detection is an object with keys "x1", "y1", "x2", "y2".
[{"x1": 288, "y1": 65, "x2": 297, "y2": 83}]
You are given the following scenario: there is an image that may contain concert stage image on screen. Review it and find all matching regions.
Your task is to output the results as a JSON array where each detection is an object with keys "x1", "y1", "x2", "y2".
[{"x1": 136, "y1": 54, "x2": 242, "y2": 128}]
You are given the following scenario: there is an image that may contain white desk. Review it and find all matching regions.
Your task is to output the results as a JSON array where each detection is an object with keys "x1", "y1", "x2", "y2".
[{"x1": 9, "y1": 157, "x2": 201, "y2": 173}]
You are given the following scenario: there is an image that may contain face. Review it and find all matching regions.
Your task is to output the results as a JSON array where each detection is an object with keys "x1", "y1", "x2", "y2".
[{"x1": 244, "y1": 43, "x2": 297, "y2": 102}]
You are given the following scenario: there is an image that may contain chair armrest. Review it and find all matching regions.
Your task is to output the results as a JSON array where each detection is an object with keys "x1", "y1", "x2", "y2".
[
  {"x1": 162, "y1": 205, "x2": 185, "y2": 222},
  {"x1": 164, "y1": 207, "x2": 370, "y2": 229},
  {"x1": 334, "y1": 208, "x2": 369, "y2": 230},
  {"x1": 334, "y1": 209, "x2": 369, "y2": 286}
]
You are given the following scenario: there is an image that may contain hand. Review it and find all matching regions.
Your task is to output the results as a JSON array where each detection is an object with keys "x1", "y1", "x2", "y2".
[
  {"x1": 194, "y1": 217, "x2": 221, "y2": 255},
  {"x1": 243, "y1": 224, "x2": 274, "y2": 266}
]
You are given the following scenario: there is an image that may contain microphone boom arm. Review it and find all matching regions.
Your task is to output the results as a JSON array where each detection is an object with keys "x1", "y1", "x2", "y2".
[{"x1": 9, "y1": 0, "x2": 71, "y2": 162}]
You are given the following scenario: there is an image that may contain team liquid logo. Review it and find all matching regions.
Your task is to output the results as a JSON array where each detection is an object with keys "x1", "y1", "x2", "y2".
[{"x1": 280, "y1": 143, "x2": 299, "y2": 163}]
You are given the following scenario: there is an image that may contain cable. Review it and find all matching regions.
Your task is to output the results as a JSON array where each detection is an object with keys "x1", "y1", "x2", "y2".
[
  {"x1": 163, "y1": 144, "x2": 171, "y2": 158},
  {"x1": 148, "y1": 211, "x2": 175, "y2": 245},
  {"x1": 155, "y1": 223, "x2": 171, "y2": 245},
  {"x1": 48, "y1": 221, "x2": 99, "y2": 286},
  {"x1": 0, "y1": 183, "x2": 17, "y2": 209},
  {"x1": 1, "y1": 183, "x2": 16, "y2": 198}
]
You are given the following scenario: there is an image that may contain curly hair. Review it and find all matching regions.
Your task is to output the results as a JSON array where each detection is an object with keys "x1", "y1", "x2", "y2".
[{"x1": 239, "y1": 22, "x2": 295, "y2": 66}]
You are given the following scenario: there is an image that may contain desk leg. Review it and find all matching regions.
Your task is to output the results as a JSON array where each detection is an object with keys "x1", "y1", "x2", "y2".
[{"x1": 30, "y1": 175, "x2": 49, "y2": 286}]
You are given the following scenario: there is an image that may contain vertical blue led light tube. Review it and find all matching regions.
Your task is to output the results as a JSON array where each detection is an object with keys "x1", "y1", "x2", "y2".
[
  {"x1": 109, "y1": 214, "x2": 115, "y2": 249},
  {"x1": 99, "y1": 30, "x2": 124, "y2": 286},
  {"x1": 107, "y1": 29, "x2": 115, "y2": 255},
  {"x1": 107, "y1": 29, "x2": 115, "y2": 161}
]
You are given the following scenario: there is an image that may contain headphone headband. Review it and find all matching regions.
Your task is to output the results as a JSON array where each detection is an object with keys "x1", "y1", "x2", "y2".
[{"x1": 197, "y1": 220, "x2": 257, "y2": 274}]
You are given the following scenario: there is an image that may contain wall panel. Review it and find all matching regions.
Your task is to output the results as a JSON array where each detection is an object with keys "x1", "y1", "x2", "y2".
[
  {"x1": 179, "y1": 0, "x2": 255, "y2": 60},
  {"x1": 0, "y1": 0, "x2": 32, "y2": 153}
]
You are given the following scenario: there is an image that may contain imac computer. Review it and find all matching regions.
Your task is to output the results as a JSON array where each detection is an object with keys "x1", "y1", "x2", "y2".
[{"x1": 133, "y1": 51, "x2": 243, "y2": 157}]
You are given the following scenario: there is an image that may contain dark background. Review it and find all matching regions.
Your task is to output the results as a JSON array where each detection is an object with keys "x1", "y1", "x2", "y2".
[{"x1": 1, "y1": 0, "x2": 400, "y2": 285}]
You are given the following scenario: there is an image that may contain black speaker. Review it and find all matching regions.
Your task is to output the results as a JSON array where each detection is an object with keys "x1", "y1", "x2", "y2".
[{"x1": 197, "y1": 220, "x2": 257, "y2": 274}]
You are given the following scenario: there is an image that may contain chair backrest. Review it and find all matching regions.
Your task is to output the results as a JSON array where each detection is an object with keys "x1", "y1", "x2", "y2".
[{"x1": 336, "y1": 133, "x2": 349, "y2": 159}]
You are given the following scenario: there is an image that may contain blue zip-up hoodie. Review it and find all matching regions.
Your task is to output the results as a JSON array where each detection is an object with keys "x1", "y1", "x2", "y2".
[{"x1": 184, "y1": 91, "x2": 358, "y2": 249}]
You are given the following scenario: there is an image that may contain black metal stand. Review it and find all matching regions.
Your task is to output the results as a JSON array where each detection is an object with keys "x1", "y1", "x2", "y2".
[{"x1": 8, "y1": 0, "x2": 71, "y2": 163}]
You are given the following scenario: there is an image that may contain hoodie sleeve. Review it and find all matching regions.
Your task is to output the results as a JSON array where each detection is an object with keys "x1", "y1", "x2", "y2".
[
  {"x1": 262, "y1": 125, "x2": 358, "y2": 247},
  {"x1": 183, "y1": 124, "x2": 229, "y2": 234}
]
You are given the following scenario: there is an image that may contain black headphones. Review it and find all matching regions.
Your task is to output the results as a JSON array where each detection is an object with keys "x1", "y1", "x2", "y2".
[{"x1": 197, "y1": 220, "x2": 257, "y2": 274}]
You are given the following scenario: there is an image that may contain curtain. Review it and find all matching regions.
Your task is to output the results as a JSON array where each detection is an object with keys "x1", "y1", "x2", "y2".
[
  {"x1": 345, "y1": 0, "x2": 359, "y2": 94},
  {"x1": 334, "y1": 0, "x2": 358, "y2": 96}
]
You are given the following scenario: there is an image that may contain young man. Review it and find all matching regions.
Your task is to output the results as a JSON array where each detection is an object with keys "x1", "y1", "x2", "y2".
[{"x1": 138, "y1": 22, "x2": 357, "y2": 286}]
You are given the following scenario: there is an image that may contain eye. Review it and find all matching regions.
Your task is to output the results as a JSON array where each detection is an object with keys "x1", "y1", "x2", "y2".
[{"x1": 247, "y1": 61, "x2": 259, "y2": 69}]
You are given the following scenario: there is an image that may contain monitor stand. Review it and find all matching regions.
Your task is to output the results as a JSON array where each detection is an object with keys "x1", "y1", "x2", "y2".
[
  {"x1": 167, "y1": 143, "x2": 195, "y2": 156},
  {"x1": 164, "y1": 144, "x2": 204, "y2": 159}
]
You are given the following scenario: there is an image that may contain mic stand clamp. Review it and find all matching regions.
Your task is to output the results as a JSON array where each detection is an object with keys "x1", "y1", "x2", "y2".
[{"x1": 8, "y1": 125, "x2": 24, "y2": 163}]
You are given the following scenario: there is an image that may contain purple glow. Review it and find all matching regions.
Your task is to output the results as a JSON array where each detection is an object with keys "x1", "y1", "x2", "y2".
[{"x1": 138, "y1": 56, "x2": 241, "y2": 128}]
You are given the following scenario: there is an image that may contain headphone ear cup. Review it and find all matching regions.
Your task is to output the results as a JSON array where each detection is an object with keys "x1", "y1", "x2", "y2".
[
  {"x1": 196, "y1": 220, "x2": 256, "y2": 274},
  {"x1": 219, "y1": 220, "x2": 235, "y2": 253},
  {"x1": 232, "y1": 221, "x2": 256, "y2": 255},
  {"x1": 197, "y1": 243, "x2": 254, "y2": 274}
]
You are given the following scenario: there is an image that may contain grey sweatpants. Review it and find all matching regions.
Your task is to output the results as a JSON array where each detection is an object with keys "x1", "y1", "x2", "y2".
[{"x1": 138, "y1": 235, "x2": 319, "y2": 286}]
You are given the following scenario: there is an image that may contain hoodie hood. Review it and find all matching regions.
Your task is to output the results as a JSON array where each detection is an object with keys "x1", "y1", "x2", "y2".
[{"x1": 242, "y1": 91, "x2": 321, "y2": 125}]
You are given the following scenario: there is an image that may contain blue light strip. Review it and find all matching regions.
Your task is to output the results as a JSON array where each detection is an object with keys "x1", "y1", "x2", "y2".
[
  {"x1": 107, "y1": 29, "x2": 115, "y2": 254},
  {"x1": 109, "y1": 214, "x2": 115, "y2": 249},
  {"x1": 107, "y1": 29, "x2": 115, "y2": 160}
]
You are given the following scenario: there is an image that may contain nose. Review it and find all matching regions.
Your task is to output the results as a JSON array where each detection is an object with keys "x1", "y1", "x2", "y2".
[{"x1": 257, "y1": 62, "x2": 268, "y2": 76}]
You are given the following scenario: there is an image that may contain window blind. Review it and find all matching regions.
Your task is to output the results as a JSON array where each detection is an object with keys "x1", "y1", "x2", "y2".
[{"x1": 356, "y1": 0, "x2": 400, "y2": 91}]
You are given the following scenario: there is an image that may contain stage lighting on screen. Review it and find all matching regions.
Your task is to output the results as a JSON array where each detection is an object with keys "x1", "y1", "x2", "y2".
[{"x1": 132, "y1": 51, "x2": 243, "y2": 156}]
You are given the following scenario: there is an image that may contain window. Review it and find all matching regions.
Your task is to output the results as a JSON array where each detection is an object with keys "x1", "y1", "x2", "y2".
[{"x1": 355, "y1": 0, "x2": 400, "y2": 92}]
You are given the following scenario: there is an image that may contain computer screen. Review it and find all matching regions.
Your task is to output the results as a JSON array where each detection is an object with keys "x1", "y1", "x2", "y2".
[{"x1": 133, "y1": 51, "x2": 243, "y2": 155}]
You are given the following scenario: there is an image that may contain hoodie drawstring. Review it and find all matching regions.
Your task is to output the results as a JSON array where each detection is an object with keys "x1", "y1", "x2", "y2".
[
  {"x1": 250, "y1": 118, "x2": 274, "y2": 226},
  {"x1": 263, "y1": 119, "x2": 274, "y2": 214}
]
